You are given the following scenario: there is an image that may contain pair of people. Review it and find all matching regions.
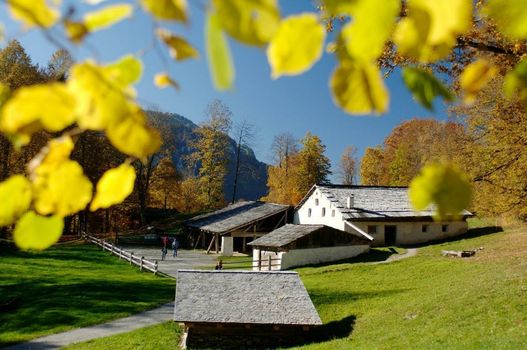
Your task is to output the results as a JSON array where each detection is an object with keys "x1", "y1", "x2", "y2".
[{"x1": 161, "y1": 236, "x2": 179, "y2": 260}]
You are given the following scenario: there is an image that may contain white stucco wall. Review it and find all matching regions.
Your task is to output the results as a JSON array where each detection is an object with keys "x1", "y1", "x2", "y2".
[
  {"x1": 353, "y1": 220, "x2": 469, "y2": 246},
  {"x1": 221, "y1": 236, "x2": 233, "y2": 256},
  {"x1": 253, "y1": 245, "x2": 369, "y2": 270},
  {"x1": 294, "y1": 189, "x2": 346, "y2": 231}
]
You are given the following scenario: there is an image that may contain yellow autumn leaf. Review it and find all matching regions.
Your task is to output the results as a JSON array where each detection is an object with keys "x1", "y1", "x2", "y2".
[
  {"x1": 267, "y1": 13, "x2": 326, "y2": 78},
  {"x1": 33, "y1": 160, "x2": 93, "y2": 217},
  {"x1": 485, "y1": 0, "x2": 527, "y2": 40},
  {"x1": 156, "y1": 29, "x2": 199, "y2": 61},
  {"x1": 7, "y1": 0, "x2": 59, "y2": 28},
  {"x1": 84, "y1": 3, "x2": 133, "y2": 31},
  {"x1": 0, "y1": 83, "x2": 76, "y2": 144},
  {"x1": 91, "y1": 163, "x2": 136, "y2": 211},
  {"x1": 330, "y1": 60, "x2": 389, "y2": 115},
  {"x1": 212, "y1": 0, "x2": 280, "y2": 46},
  {"x1": 29, "y1": 136, "x2": 75, "y2": 177},
  {"x1": 394, "y1": 0, "x2": 472, "y2": 62},
  {"x1": 205, "y1": 12, "x2": 235, "y2": 90},
  {"x1": 154, "y1": 73, "x2": 180, "y2": 90},
  {"x1": 68, "y1": 60, "x2": 135, "y2": 130},
  {"x1": 103, "y1": 55, "x2": 143, "y2": 87},
  {"x1": 107, "y1": 109, "x2": 162, "y2": 158},
  {"x1": 409, "y1": 163, "x2": 472, "y2": 221},
  {"x1": 140, "y1": 0, "x2": 187, "y2": 22},
  {"x1": 0, "y1": 175, "x2": 32, "y2": 227},
  {"x1": 340, "y1": 0, "x2": 400, "y2": 61},
  {"x1": 460, "y1": 59, "x2": 498, "y2": 105},
  {"x1": 14, "y1": 211, "x2": 64, "y2": 251}
]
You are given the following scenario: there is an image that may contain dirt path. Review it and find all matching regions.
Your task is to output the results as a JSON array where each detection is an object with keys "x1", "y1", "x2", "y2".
[{"x1": 369, "y1": 248, "x2": 418, "y2": 265}]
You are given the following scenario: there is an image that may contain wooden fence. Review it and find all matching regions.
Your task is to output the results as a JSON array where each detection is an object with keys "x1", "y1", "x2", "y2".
[
  {"x1": 82, "y1": 233, "x2": 158, "y2": 275},
  {"x1": 220, "y1": 256, "x2": 282, "y2": 271}
]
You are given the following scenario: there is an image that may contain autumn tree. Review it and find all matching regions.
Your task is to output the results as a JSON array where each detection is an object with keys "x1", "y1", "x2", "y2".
[
  {"x1": 360, "y1": 119, "x2": 467, "y2": 186},
  {"x1": 262, "y1": 133, "x2": 302, "y2": 205},
  {"x1": 296, "y1": 132, "x2": 332, "y2": 194},
  {"x1": 452, "y1": 68, "x2": 527, "y2": 220},
  {"x1": 175, "y1": 177, "x2": 204, "y2": 214},
  {"x1": 339, "y1": 146, "x2": 358, "y2": 185},
  {"x1": 149, "y1": 156, "x2": 181, "y2": 210},
  {"x1": 360, "y1": 146, "x2": 387, "y2": 186},
  {"x1": 190, "y1": 100, "x2": 232, "y2": 209}
]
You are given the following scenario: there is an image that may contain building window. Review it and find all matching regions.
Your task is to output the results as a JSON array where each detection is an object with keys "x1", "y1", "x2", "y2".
[
  {"x1": 331, "y1": 209, "x2": 335, "y2": 217},
  {"x1": 422, "y1": 224, "x2": 429, "y2": 233},
  {"x1": 322, "y1": 208, "x2": 326, "y2": 217},
  {"x1": 367, "y1": 225, "x2": 377, "y2": 235},
  {"x1": 315, "y1": 198, "x2": 319, "y2": 206},
  {"x1": 308, "y1": 208, "x2": 312, "y2": 217},
  {"x1": 442, "y1": 224, "x2": 449, "y2": 233}
]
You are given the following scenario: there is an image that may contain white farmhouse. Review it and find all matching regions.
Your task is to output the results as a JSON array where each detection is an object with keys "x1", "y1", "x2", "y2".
[{"x1": 294, "y1": 184, "x2": 473, "y2": 246}]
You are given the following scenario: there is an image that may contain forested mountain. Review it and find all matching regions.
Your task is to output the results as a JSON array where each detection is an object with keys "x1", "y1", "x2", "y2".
[{"x1": 148, "y1": 111, "x2": 268, "y2": 201}]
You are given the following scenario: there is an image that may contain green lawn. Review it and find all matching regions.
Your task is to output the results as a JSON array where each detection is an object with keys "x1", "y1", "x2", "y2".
[
  {"x1": 0, "y1": 243, "x2": 175, "y2": 347},
  {"x1": 62, "y1": 322, "x2": 182, "y2": 350}
]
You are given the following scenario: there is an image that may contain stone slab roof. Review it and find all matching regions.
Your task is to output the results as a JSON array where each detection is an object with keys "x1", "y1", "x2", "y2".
[
  {"x1": 299, "y1": 185, "x2": 473, "y2": 220},
  {"x1": 174, "y1": 270, "x2": 322, "y2": 326},
  {"x1": 248, "y1": 224, "x2": 370, "y2": 248},
  {"x1": 184, "y1": 201, "x2": 290, "y2": 234}
]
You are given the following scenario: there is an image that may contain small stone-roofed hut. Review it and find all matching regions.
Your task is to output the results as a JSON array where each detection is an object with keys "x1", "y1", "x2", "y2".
[
  {"x1": 174, "y1": 269, "x2": 322, "y2": 349},
  {"x1": 184, "y1": 201, "x2": 291, "y2": 256},
  {"x1": 249, "y1": 224, "x2": 371, "y2": 270}
]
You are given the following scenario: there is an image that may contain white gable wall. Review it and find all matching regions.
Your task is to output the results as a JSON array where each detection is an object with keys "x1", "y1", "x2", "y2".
[{"x1": 294, "y1": 189, "x2": 346, "y2": 230}]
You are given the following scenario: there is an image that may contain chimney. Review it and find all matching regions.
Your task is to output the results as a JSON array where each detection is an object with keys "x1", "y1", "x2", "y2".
[{"x1": 346, "y1": 195, "x2": 354, "y2": 209}]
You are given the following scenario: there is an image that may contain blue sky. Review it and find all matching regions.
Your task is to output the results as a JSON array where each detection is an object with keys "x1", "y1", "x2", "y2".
[{"x1": 0, "y1": 0, "x2": 447, "y2": 181}]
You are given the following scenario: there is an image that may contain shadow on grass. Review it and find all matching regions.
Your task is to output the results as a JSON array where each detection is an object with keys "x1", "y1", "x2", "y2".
[
  {"x1": 308, "y1": 288, "x2": 409, "y2": 306},
  {"x1": 292, "y1": 248, "x2": 397, "y2": 271},
  {"x1": 307, "y1": 315, "x2": 356, "y2": 344},
  {"x1": 401, "y1": 225, "x2": 504, "y2": 249}
]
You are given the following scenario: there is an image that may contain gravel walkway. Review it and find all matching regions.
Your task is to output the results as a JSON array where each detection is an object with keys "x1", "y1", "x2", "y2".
[{"x1": 120, "y1": 247, "x2": 219, "y2": 278}]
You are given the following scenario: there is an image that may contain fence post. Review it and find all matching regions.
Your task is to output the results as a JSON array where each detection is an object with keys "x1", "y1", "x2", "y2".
[
  {"x1": 130, "y1": 252, "x2": 134, "y2": 265},
  {"x1": 268, "y1": 255, "x2": 272, "y2": 271},
  {"x1": 154, "y1": 260, "x2": 158, "y2": 275},
  {"x1": 140, "y1": 256, "x2": 144, "y2": 271}
]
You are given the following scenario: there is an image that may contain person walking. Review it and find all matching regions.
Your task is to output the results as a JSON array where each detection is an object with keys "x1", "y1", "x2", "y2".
[
  {"x1": 172, "y1": 237, "x2": 179, "y2": 258},
  {"x1": 161, "y1": 235, "x2": 168, "y2": 261}
]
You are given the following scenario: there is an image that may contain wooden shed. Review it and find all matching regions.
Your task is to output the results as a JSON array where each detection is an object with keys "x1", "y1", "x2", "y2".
[
  {"x1": 174, "y1": 270, "x2": 322, "y2": 349},
  {"x1": 249, "y1": 224, "x2": 372, "y2": 270},
  {"x1": 184, "y1": 201, "x2": 291, "y2": 256}
]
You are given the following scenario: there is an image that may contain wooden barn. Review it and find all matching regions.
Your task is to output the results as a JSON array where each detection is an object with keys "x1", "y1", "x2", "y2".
[
  {"x1": 249, "y1": 224, "x2": 372, "y2": 270},
  {"x1": 174, "y1": 270, "x2": 322, "y2": 349},
  {"x1": 184, "y1": 201, "x2": 291, "y2": 256},
  {"x1": 295, "y1": 184, "x2": 473, "y2": 246}
]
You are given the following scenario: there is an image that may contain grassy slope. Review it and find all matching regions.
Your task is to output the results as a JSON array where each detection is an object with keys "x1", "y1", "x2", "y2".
[
  {"x1": 59, "y1": 221, "x2": 527, "y2": 349},
  {"x1": 0, "y1": 244, "x2": 175, "y2": 347},
  {"x1": 296, "y1": 223, "x2": 527, "y2": 349}
]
